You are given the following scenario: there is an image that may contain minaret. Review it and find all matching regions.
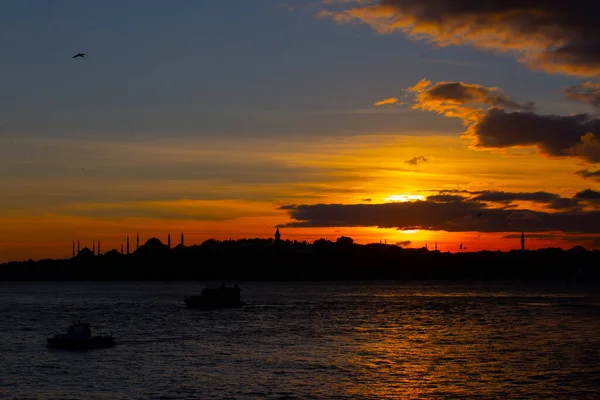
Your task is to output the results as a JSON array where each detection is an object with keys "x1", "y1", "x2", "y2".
[
  {"x1": 136, "y1": 232, "x2": 139, "y2": 251},
  {"x1": 275, "y1": 227, "x2": 281, "y2": 242},
  {"x1": 72, "y1": 241, "x2": 75, "y2": 259},
  {"x1": 168, "y1": 233, "x2": 171, "y2": 249},
  {"x1": 127, "y1": 235, "x2": 130, "y2": 255},
  {"x1": 521, "y1": 232, "x2": 525, "y2": 251},
  {"x1": 435, "y1": 242, "x2": 438, "y2": 251},
  {"x1": 181, "y1": 232, "x2": 184, "y2": 246},
  {"x1": 98, "y1": 240, "x2": 101, "y2": 256}
]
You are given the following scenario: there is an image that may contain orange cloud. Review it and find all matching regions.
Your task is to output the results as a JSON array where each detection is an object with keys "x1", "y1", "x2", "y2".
[
  {"x1": 402, "y1": 78, "x2": 600, "y2": 163},
  {"x1": 373, "y1": 97, "x2": 399, "y2": 106},
  {"x1": 406, "y1": 78, "x2": 532, "y2": 124},
  {"x1": 318, "y1": 1, "x2": 600, "y2": 77}
]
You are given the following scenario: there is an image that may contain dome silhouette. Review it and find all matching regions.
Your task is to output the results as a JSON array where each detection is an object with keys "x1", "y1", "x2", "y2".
[
  {"x1": 75, "y1": 247, "x2": 94, "y2": 259},
  {"x1": 135, "y1": 237, "x2": 170, "y2": 256},
  {"x1": 144, "y1": 237, "x2": 164, "y2": 248}
]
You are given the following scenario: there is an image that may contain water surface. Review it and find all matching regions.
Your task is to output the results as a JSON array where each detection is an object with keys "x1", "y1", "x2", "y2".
[{"x1": 1, "y1": 281, "x2": 599, "y2": 399}]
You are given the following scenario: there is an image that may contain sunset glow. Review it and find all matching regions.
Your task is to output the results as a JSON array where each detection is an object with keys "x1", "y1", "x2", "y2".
[
  {"x1": 1, "y1": 1, "x2": 599, "y2": 261},
  {"x1": 385, "y1": 195, "x2": 426, "y2": 203}
]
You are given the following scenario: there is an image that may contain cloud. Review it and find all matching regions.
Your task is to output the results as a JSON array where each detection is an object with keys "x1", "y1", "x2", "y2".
[
  {"x1": 280, "y1": 193, "x2": 600, "y2": 233},
  {"x1": 469, "y1": 190, "x2": 580, "y2": 210},
  {"x1": 563, "y1": 82, "x2": 600, "y2": 109},
  {"x1": 362, "y1": 198, "x2": 372, "y2": 202},
  {"x1": 404, "y1": 155, "x2": 428, "y2": 165},
  {"x1": 469, "y1": 109, "x2": 600, "y2": 163},
  {"x1": 576, "y1": 169, "x2": 600, "y2": 182},
  {"x1": 430, "y1": 189, "x2": 588, "y2": 211},
  {"x1": 396, "y1": 240, "x2": 412, "y2": 247},
  {"x1": 409, "y1": 79, "x2": 534, "y2": 115},
  {"x1": 402, "y1": 79, "x2": 600, "y2": 163},
  {"x1": 58, "y1": 199, "x2": 277, "y2": 221},
  {"x1": 426, "y1": 194, "x2": 466, "y2": 203},
  {"x1": 373, "y1": 97, "x2": 400, "y2": 106},
  {"x1": 574, "y1": 189, "x2": 600, "y2": 202},
  {"x1": 318, "y1": 1, "x2": 600, "y2": 77}
]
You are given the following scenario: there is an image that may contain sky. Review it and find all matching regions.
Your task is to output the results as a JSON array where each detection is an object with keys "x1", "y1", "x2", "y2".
[{"x1": 1, "y1": 0, "x2": 599, "y2": 261}]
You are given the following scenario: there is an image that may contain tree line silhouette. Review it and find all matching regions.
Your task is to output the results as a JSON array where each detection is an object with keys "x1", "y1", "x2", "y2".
[{"x1": 1, "y1": 237, "x2": 598, "y2": 281}]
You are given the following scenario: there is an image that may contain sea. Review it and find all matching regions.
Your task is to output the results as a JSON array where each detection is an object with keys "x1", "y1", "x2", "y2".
[{"x1": 0, "y1": 281, "x2": 599, "y2": 399}]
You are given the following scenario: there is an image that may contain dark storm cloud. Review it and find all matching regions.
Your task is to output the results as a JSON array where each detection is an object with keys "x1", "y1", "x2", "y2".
[{"x1": 320, "y1": 1, "x2": 600, "y2": 77}]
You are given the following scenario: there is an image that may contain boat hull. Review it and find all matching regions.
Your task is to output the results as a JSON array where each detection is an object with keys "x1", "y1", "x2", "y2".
[{"x1": 46, "y1": 336, "x2": 115, "y2": 350}]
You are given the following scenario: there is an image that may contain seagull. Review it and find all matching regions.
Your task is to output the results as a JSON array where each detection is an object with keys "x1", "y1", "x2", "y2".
[{"x1": 73, "y1": 53, "x2": 86, "y2": 59}]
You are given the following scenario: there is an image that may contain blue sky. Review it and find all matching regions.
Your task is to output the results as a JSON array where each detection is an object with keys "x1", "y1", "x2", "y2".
[{"x1": 0, "y1": 0, "x2": 585, "y2": 141}]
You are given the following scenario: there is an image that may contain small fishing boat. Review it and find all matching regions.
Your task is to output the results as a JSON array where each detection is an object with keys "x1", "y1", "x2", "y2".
[
  {"x1": 184, "y1": 284, "x2": 245, "y2": 310},
  {"x1": 46, "y1": 321, "x2": 114, "y2": 350}
]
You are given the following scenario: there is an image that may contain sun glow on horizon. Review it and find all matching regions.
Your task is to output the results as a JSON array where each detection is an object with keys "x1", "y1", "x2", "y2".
[
  {"x1": 384, "y1": 194, "x2": 425, "y2": 203},
  {"x1": 399, "y1": 229, "x2": 420, "y2": 234}
]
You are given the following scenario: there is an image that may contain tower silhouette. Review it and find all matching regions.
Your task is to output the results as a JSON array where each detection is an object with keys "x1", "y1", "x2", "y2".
[
  {"x1": 181, "y1": 232, "x2": 184, "y2": 246},
  {"x1": 168, "y1": 233, "x2": 171, "y2": 249},
  {"x1": 98, "y1": 240, "x2": 100, "y2": 256},
  {"x1": 275, "y1": 227, "x2": 281, "y2": 242},
  {"x1": 126, "y1": 235, "x2": 130, "y2": 255},
  {"x1": 72, "y1": 241, "x2": 75, "y2": 259},
  {"x1": 136, "y1": 232, "x2": 139, "y2": 251}
]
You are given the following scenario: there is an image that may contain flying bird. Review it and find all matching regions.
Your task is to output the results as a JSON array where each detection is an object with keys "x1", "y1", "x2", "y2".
[{"x1": 72, "y1": 53, "x2": 86, "y2": 59}]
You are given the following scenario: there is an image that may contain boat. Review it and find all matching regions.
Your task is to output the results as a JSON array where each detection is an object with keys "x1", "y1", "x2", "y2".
[
  {"x1": 46, "y1": 321, "x2": 115, "y2": 350},
  {"x1": 184, "y1": 284, "x2": 245, "y2": 310}
]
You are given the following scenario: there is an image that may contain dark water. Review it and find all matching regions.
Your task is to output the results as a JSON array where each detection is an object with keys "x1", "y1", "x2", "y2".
[{"x1": 1, "y1": 281, "x2": 599, "y2": 399}]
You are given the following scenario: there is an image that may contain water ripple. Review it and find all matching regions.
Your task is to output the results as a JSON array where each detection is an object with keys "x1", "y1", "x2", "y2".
[{"x1": 1, "y1": 281, "x2": 599, "y2": 399}]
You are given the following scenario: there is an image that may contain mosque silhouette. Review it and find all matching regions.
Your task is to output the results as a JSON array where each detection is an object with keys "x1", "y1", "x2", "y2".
[{"x1": 72, "y1": 228, "x2": 285, "y2": 258}]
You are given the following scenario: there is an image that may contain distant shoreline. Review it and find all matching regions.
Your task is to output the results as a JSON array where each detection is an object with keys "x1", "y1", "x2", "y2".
[{"x1": 2, "y1": 238, "x2": 598, "y2": 281}]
